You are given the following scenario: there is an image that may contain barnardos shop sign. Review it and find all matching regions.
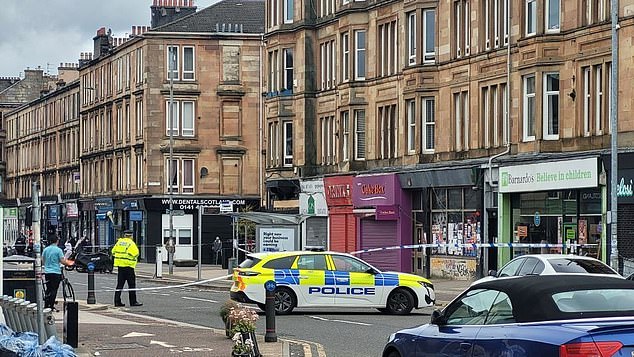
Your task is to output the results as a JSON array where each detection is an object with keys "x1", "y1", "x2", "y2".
[{"x1": 499, "y1": 158, "x2": 598, "y2": 193}]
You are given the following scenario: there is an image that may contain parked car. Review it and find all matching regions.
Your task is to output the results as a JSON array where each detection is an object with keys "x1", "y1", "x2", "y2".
[
  {"x1": 383, "y1": 275, "x2": 634, "y2": 357},
  {"x1": 473, "y1": 254, "x2": 620, "y2": 286},
  {"x1": 231, "y1": 250, "x2": 435, "y2": 314}
]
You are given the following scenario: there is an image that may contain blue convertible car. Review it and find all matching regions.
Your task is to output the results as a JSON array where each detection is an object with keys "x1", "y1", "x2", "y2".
[{"x1": 383, "y1": 275, "x2": 634, "y2": 357}]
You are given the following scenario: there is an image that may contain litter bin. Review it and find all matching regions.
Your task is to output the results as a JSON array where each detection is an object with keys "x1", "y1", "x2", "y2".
[
  {"x1": 227, "y1": 258, "x2": 238, "y2": 275},
  {"x1": 3, "y1": 255, "x2": 37, "y2": 302}
]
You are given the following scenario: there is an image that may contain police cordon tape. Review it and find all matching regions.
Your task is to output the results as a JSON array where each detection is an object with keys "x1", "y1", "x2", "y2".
[
  {"x1": 348, "y1": 243, "x2": 598, "y2": 255},
  {"x1": 66, "y1": 242, "x2": 598, "y2": 294},
  {"x1": 67, "y1": 274, "x2": 234, "y2": 294}
]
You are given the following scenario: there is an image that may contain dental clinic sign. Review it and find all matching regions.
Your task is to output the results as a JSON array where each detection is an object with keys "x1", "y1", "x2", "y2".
[{"x1": 499, "y1": 158, "x2": 598, "y2": 193}]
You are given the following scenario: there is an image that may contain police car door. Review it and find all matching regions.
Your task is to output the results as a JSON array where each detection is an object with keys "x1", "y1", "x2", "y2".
[
  {"x1": 329, "y1": 254, "x2": 383, "y2": 306},
  {"x1": 294, "y1": 254, "x2": 334, "y2": 307}
]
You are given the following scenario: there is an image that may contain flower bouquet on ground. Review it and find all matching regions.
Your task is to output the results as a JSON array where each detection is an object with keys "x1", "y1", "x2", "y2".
[
  {"x1": 228, "y1": 306, "x2": 261, "y2": 357},
  {"x1": 220, "y1": 300, "x2": 242, "y2": 338},
  {"x1": 232, "y1": 332, "x2": 255, "y2": 357}
]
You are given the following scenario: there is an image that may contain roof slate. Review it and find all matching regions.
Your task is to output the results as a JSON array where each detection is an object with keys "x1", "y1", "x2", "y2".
[{"x1": 153, "y1": 0, "x2": 264, "y2": 34}]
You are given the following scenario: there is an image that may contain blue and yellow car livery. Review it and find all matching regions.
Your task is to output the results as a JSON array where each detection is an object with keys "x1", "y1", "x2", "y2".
[{"x1": 230, "y1": 251, "x2": 435, "y2": 314}]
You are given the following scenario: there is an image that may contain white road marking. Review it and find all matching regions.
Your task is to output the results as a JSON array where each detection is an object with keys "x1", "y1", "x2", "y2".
[
  {"x1": 308, "y1": 315, "x2": 372, "y2": 326},
  {"x1": 150, "y1": 340, "x2": 176, "y2": 348},
  {"x1": 181, "y1": 296, "x2": 218, "y2": 303},
  {"x1": 122, "y1": 332, "x2": 155, "y2": 338},
  {"x1": 147, "y1": 292, "x2": 170, "y2": 296}
]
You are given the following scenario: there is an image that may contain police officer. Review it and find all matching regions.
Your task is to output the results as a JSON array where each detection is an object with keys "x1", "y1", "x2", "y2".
[{"x1": 112, "y1": 229, "x2": 142, "y2": 307}]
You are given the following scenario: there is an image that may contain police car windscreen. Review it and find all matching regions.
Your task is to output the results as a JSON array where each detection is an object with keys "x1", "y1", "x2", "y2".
[
  {"x1": 548, "y1": 258, "x2": 617, "y2": 274},
  {"x1": 239, "y1": 257, "x2": 261, "y2": 268}
]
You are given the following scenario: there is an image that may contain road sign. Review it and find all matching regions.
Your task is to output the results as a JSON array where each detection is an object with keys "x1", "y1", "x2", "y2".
[
  {"x1": 167, "y1": 209, "x2": 185, "y2": 216},
  {"x1": 265, "y1": 280, "x2": 277, "y2": 292},
  {"x1": 87, "y1": 262, "x2": 95, "y2": 272},
  {"x1": 220, "y1": 200, "x2": 233, "y2": 213}
]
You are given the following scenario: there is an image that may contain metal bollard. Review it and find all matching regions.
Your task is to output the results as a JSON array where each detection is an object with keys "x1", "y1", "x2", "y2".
[
  {"x1": 11, "y1": 298, "x2": 24, "y2": 332},
  {"x1": 27, "y1": 303, "x2": 37, "y2": 333},
  {"x1": 5, "y1": 297, "x2": 18, "y2": 331},
  {"x1": 43, "y1": 308, "x2": 57, "y2": 340},
  {"x1": 87, "y1": 269, "x2": 96, "y2": 304},
  {"x1": 264, "y1": 281, "x2": 277, "y2": 343},
  {"x1": 16, "y1": 300, "x2": 30, "y2": 332},
  {"x1": 0, "y1": 296, "x2": 9, "y2": 327},
  {"x1": 18, "y1": 301, "x2": 33, "y2": 332}
]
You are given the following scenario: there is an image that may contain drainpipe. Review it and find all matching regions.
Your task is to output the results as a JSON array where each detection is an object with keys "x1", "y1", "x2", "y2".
[
  {"x1": 487, "y1": 0, "x2": 512, "y2": 189},
  {"x1": 483, "y1": 0, "x2": 512, "y2": 276},
  {"x1": 259, "y1": 34, "x2": 264, "y2": 208}
]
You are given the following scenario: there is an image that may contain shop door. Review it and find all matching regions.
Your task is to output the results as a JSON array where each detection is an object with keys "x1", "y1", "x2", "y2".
[
  {"x1": 413, "y1": 225, "x2": 426, "y2": 276},
  {"x1": 161, "y1": 214, "x2": 193, "y2": 261},
  {"x1": 304, "y1": 217, "x2": 328, "y2": 249},
  {"x1": 360, "y1": 219, "x2": 399, "y2": 272}
]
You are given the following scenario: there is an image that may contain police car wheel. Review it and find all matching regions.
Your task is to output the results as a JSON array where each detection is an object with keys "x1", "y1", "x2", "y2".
[
  {"x1": 274, "y1": 288, "x2": 296, "y2": 315},
  {"x1": 386, "y1": 288, "x2": 415, "y2": 315}
]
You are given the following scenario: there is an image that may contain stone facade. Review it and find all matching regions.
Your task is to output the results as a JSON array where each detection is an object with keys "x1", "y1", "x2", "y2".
[{"x1": 263, "y1": 0, "x2": 634, "y2": 208}]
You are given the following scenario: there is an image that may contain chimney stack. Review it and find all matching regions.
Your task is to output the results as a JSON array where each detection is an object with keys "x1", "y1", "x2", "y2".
[
  {"x1": 151, "y1": 0, "x2": 196, "y2": 28},
  {"x1": 93, "y1": 27, "x2": 112, "y2": 59}
]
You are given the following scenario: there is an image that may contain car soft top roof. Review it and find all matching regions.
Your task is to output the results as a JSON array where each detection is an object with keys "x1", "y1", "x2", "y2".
[{"x1": 471, "y1": 275, "x2": 634, "y2": 322}]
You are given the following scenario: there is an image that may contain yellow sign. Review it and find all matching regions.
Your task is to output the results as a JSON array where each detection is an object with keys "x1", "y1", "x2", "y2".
[{"x1": 14, "y1": 289, "x2": 26, "y2": 300}]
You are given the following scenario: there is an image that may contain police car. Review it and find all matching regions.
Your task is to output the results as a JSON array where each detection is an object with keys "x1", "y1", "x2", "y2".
[{"x1": 230, "y1": 250, "x2": 435, "y2": 315}]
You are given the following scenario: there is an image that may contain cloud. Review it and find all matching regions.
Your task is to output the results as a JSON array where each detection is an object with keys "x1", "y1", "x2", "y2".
[{"x1": 0, "y1": 0, "x2": 218, "y2": 76}]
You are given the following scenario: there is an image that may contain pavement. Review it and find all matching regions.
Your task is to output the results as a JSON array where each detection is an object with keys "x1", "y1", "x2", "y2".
[{"x1": 48, "y1": 263, "x2": 473, "y2": 357}]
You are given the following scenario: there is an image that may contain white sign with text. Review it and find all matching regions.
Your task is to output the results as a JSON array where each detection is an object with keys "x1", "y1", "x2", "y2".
[
  {"x1": 499, "y1": 158, "x2": 598, "y2": 193},
  {"x1": 258, "y1": 227, "x2": 297, "y2": 252}
]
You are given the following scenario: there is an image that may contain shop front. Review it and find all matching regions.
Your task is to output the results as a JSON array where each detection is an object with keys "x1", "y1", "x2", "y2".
[
  {"x1": 142, "y1": 197, "x2": 260, "y2": 264},
  {"x1": 353, "y1": 173, "x2": 411, "y2": 273},
  {"x1": 498, "y1": 157, "x2": 602, "y2": 267},
  {"x1": 299, "y1": 179, "x2": 328, "y2": 249},
  {"x1": 603, "y1": 152, "x2": 634, "y2": 275},
  {"x1": 324, "y1": 175, "x2": 356, "y2": 253}
]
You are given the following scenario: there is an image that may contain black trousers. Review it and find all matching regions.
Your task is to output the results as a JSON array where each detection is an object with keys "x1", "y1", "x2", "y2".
[
  {"x1": 44, "y1": 273, "x2": 62, "y2": 309},
  {"x1": 114, "y1": 267, "x2": 138, "y2": 304}
]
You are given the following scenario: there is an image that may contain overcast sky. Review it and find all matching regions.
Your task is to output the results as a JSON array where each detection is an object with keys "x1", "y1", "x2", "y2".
[{"x1": 0, "y1": 0, "x2": 219, "y2": 77}]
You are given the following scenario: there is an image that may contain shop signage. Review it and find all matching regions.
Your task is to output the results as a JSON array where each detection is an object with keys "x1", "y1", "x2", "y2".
[
  {"x1": 300, "y1": 179, "x2": 328, "y2": 216},
  {"x1": 257, "y1": 227, "x2": 297, "y2": 252},
  {"x1": 376, "y1": 205, "x2": 398, "y2": 220},
  {"x1": 324, "y1": 176, "x2": 353, "y2": 207},
  {"x1": 219, "y1": 200, "x2": 233, "y2": 213},
  {"x1": 3, "y1": 208, "x2": 18, "y2": 218},
  {"x1": 517, "y1": 225, "x2": 528, "y2": 238},
  {"x1": 534, "y1": 212, "x2": 541, "y2": 227},
  {"x1": 499, "y1": 158, "x2": 598, "y2": 193},
  {"x1": 144, "y1": 198, "x2": 258, "y2": 212},
  {"x1": 616, "y1": 169, "x2": 634, "y2": 203},
  {"x1": 72, "y1": 172, "x2": 80, "y2": 184},
  {"x1": 129, "y1": 211, "x2": 143, "y2": 221},
  {"x1": 66, "y1": 203, "x2": 78, "y2": 218},
  {"x1": 95, "y1": 198, "x2": 114, "y2": 213},
  {"x1": 353, "y1": 174, "x2": 399, "y2": 207}
]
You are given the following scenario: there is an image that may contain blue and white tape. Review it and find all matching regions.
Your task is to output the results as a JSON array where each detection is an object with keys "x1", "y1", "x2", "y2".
[{"x1": 349, "y1": 243, "x2": 598, "y2": 255}]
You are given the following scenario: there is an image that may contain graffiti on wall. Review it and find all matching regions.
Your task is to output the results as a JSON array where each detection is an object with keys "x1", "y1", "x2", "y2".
[{"x1": 430, "y1": 257, "x2": 477, "y2": 280}]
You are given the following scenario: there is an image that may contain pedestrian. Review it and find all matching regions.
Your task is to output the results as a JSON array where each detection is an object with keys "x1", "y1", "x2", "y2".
[
  {"x1": 42, "y1": 235, "x2": 71, "y2": 311},
  {"x1": 112, "y1": 229, "x2": 142, "y2": 307},
  {"x1": 212, "y1": 236, "x2": 222, "y2": 265},
  {"x1": 14, "y1": 233, "x2": 27, "y2": 256}
]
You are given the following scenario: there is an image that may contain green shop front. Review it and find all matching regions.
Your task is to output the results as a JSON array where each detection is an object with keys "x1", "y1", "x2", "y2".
[{"x1": 497, "y1": 157, "x2": 603, "y2": 267}]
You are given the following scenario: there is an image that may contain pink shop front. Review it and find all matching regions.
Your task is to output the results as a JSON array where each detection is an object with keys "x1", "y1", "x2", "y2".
[{"x1": 353, "y1": 173, "x2": 411, "y2": 273}]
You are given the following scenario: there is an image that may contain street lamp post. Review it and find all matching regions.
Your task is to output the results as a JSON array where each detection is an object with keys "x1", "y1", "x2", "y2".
[
  {"x1": 168, "y1": 46, "x2": 176, "y2": 275},
  {"x1": 610, "y1": 0, "x2": 620, "y2": 272}
]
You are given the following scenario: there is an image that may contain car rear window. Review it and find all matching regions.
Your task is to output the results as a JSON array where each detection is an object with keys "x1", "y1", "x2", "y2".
[
  {"x1": 553, "y1": 289, "x2": 634, "y2": 312},
  {"x1": 262, "y1": 256, "x2": 296, "y2": 269},
  {"x1": 239, "y1": 257, "x2": 262, "y2": 268},
  {"x1": 548, "y1": 258, "x2": 616, "y2": 274}
]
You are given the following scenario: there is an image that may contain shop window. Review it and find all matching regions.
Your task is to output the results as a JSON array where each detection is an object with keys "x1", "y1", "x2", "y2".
[{"x1": 430, "y1": 187, "x2": 482, "y2": 257}]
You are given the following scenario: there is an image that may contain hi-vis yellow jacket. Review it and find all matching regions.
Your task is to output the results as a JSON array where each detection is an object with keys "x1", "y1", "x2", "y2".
[{"x1": 112, "y1": 237, "x2": 139, "y2": 268}]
